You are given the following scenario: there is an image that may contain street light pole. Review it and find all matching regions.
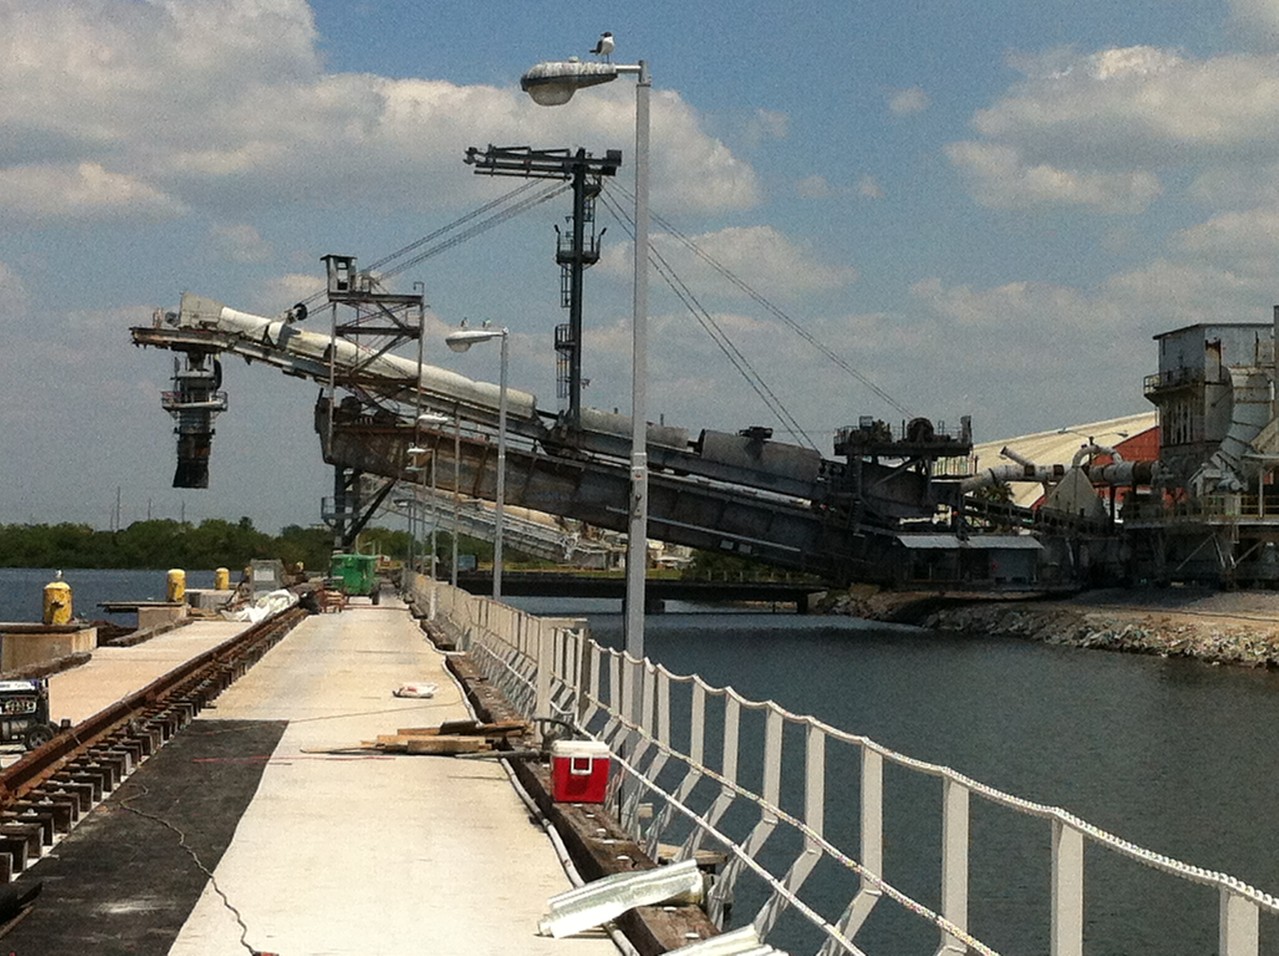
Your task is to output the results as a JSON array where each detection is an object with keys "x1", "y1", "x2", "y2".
[
  {"x1": 520, "y1": 55, "x2": 651, "y2": 664},
  {"x1": 624, "y1": 60, "x2": 651, "y2": 665},
  {"x1": 452, "y1": 416, "x2": 461, "y2": 588},
  {"x1": 446, "y1": 327, "x2": 510, "y2": 602},
  {"x1": 495, "y1": 331, "x2": 508, "y2": 602}
]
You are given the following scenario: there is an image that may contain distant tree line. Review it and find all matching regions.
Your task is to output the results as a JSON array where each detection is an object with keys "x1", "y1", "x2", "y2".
[
  {"x1": 0, "y1": 519, "x2": 504, "y2": 576},
  {"x1": 0, "y1": 519, "x2": 336, "y2": 572}
]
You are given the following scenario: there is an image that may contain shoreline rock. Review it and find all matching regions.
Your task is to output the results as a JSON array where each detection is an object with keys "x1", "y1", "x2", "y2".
[{"x1": 819, "y1": 586, "x2": 1279, "y2": 668}]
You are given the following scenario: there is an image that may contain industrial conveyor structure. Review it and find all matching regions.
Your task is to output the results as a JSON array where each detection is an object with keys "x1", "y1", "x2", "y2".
[{"x1": 132, "y1": 275, "x2": 991, "y2": 587}]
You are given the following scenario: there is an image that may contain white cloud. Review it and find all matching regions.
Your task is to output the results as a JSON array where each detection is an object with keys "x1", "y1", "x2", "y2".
[
  {"x1": 254, "y1": 272, "x2": 327, "y2": 312},
  {"x1": 0, "y1": 261, "x2": 30, "y2": 312},
  {"x1": 1103, "y1": 257, "x2": 1270, "y2": 324},
  {"x1": 746, "y1": 108, "x2": 790, "y2": 142},
  {"x1": 974, "y1": 46, "x2": 1279, "y2": 157},
  {"x1": 796, "y1": 174, "x2": 837, "y2": 199},
  {"x1": 0, "y1": 0, "x2": 759, "y2": 221},
  {"x1": 211, "y1": 223, "x2": 274, "y2": 263},
  {"x1": 888, "y1": 87, "x2": 930, "y2": 115},
  {"x1": 1228, "y1": 0, "x2": 1279, "y2": 45},
  {"x1": 0, "y1": 163, "x2": 186, "y2": 220},
  {"x1": 945, "y1": 141, "x2": 1162, "y2": 212},
  {"x1": 795, "y1": 174, "x2": 881, "y2": 201},
  {"x1": 909, "y1": 276, "x2": 1113, "y2": 331},
  {"x1": 949, "y1": 43, "x2": 1279, "y2": 212},
  {"x1": 600, "y1": 225, "x2": 857, "y2": 298},
  {"x1": 1172, "y1": 206, "x2": 1279, "y2": 263}
]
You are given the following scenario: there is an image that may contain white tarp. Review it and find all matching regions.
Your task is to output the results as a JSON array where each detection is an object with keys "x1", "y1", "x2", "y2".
[{"x1": 221, "y1": 588, "x2": 298, "y2": 623}]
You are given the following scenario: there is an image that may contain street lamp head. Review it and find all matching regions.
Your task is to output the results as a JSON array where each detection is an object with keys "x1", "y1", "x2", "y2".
[
  {"x1": 446, "y1": 327, "x2": 507, "y2": 352},
  {"x1": 521, "y1": 60, "x2": 619, "y2": 105},
  {"x1": 417, "y1": 412, "x2": 451, "y2": 426}
]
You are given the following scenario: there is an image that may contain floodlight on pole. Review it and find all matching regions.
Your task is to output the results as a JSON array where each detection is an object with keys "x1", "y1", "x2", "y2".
[
  {"x1": 521, "y1": 53, "x2": 651, "y2": 669},
  {"x1": 445, "y1": 326, "x2": 509, "y2": 601}
]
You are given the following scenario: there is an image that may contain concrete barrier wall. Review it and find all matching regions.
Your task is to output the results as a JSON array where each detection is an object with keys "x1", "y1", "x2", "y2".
[{"x1": 0, "y1": 626, "x2": 98, "y2": 672}]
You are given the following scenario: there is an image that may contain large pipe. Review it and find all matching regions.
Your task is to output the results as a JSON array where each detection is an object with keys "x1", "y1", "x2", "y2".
[
  {"x1": 1071, "y1": 444, "x2": 1122, "y2": 468},
  {"x1": 172, "y1": 293, "x2": 540, "y2": 422},
  {"x1": 962, "y1": 458, "x2": 1158, "y2": 494},
  {"x1": 1000, "y1": 445, "x2": 1034, "y2": 467},
  {"x1": 961, "y1": 462, "x2": 1066, "y2": 493}
]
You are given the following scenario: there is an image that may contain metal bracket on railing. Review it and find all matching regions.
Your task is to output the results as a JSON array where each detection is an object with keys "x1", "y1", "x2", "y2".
[{"x1": 537, "y1": 858, "x2": 704, "y2": 940}]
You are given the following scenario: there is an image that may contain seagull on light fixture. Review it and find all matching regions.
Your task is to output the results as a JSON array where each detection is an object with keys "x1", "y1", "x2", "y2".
[{"x1": 591, "y1": 31, "x2": 614, "y2": 61}]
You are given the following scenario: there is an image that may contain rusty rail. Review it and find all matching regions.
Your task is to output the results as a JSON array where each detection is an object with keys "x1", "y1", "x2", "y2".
[{"x1": 0, "y1": 606, "x2": 307, "y2": 881}]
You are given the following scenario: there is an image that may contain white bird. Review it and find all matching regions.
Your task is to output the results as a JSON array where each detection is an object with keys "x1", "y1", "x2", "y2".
[{"x1": 591, "y1": 32, "x2": 614, "y2": 61}]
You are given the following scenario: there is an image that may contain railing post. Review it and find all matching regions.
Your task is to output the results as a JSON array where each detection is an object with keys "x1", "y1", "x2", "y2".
[
  {"x1": 1219, "y1": 888, "x2": 1259, "y2": 956},
  {"x1": 822, "y1": 747, "x2": 884, "y2": 955},
  {"x1": 936, "y1": 777, "x2": 969, "y2": 955},
  {"x1": 1051, "y1": 820, "x2": 1084, "y2": 956},
  {"x1": 755, "y1": 720, "x2": 825, "y2": 940},
  {"x1": 535, "y1": 623, "x2": 552, "y2": 720}
]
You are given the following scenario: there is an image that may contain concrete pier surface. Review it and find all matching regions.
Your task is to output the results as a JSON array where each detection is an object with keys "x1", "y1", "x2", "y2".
[
  {"x1": 49, "y1": 620, "x2": 248, "y2": 723},
  {"x1": 165, "y1": 599, "x2": 620, "y2": 956}
]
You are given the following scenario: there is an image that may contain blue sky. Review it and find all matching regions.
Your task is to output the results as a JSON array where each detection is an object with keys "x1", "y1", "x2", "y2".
[{"x1": 4, "y1": 0, "x2": 1279, "y2": 532}]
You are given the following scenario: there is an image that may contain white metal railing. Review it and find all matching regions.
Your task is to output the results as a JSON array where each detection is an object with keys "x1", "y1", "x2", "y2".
[{"x1": 420, "y1": 579, "x2": 1279, "y2": 955}]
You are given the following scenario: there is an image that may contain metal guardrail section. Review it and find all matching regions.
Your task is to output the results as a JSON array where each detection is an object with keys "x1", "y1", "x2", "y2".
[{"x1": 426, "y1": 581, "x2": 1279, "y2": 955}]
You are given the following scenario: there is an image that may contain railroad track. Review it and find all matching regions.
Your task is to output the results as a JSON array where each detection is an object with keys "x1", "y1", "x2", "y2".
[{"x1": 0, "y1": 606, "x2": 307, "y2": 882}]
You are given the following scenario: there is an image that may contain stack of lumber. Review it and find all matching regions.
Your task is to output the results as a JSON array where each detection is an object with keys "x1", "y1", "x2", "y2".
[{"x1": 365, "y1": 718, "x2": 529, "y2": 755}]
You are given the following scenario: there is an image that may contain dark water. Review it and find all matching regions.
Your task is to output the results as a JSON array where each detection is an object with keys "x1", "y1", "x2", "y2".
[{"x1": 512, "y1": 597, "x2": 1279, "y2": 955}]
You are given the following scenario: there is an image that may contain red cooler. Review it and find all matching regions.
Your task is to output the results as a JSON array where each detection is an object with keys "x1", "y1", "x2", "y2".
[{"x1": 550, "y1": 739, "x2": 611, "y2": 803}]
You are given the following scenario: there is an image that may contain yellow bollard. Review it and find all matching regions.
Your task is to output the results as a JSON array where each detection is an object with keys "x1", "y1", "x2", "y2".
[
  {"x1": 166, "y1": 568, "x2": 187, "y2": 603},
  {"x1": 214, "y1": 567, "x2": 230, "y2": 590},
  {"x1": 43, "y1": 579, "x2": 72, "y2": 625}
]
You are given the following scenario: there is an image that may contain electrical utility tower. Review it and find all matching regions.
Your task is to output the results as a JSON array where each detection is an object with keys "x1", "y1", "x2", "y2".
[{"x1": 465, "y1": 145, "x2": 620, "y2": 428}]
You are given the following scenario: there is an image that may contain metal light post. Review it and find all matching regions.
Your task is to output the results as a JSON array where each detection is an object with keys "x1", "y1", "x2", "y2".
[
  {"x1": 522, "y1": 55, "x2": 651, "y2": 665},
  {"x1": 446, "y1": 327, "x2": 509, "y2": 601},
  {"x1": 394, "y1": 497, "x2": 417, "y2": 579},
  {"x1": 452, "y1": 416, "x2": 461, "y2": 588},
  {"x1": 418, "y1": 412, "x2": 452, "y2": 579}
]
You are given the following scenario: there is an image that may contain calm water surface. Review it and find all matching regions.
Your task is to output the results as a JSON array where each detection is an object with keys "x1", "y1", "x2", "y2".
[
  {"x1": 0, "y1": 568, "x2": 217, "y2": 625},
  {"x1": 513, "y1": 596, "x2": 1279, "y2": 954},
  {"x1": 3, "y1": 572, "x2": 1275, "y2": 952}
]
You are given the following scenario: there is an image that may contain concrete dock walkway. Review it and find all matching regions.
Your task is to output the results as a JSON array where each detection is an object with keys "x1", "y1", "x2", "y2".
[{"x1": 164, "y1": 601, "x2": 619, "y2": 955}]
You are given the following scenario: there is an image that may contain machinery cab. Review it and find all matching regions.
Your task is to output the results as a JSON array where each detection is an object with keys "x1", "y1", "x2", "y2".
[
  {"x1": 0, "y1": 679, "x2": 58, "y2": 750},
  {"x1": 329, "y1": 551, "x2": 381, "y2": 604}
]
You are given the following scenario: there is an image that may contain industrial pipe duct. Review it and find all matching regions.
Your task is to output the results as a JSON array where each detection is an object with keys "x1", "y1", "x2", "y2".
[{"x1": 170, "y1": 294, "x2": 541, "y2": 422}]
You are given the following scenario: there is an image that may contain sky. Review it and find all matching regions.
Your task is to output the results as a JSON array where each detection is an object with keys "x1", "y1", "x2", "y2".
[{"x1": 4, "y1": 0, "x2": 1279, "y2": 532}]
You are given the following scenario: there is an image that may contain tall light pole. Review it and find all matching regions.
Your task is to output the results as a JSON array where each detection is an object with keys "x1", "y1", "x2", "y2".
[
  {"x1": 521, "y1": 55, "x2": 651, "y2": 665},
  {"x1": 452, "y1": 416, "x2": 461, "y2": 588},
  {"x1": 418, "y1": 412, "x2": 452, "y2": 579},
  {"x1": 446, "y1": 327, "x2": 509, "y2": 600}
]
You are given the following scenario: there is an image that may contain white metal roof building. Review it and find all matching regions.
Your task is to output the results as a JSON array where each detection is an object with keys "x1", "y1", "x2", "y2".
[{"x1": 969, "y1": 412, "x2": 1158, "y2": 507}]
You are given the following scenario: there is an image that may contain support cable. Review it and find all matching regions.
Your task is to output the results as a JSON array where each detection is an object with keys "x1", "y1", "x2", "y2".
[
  {"x1": 607, "y1": 182, "x2": 914, "y2": 420},
  {"x1": 379, "y1": 182, "x2": 570, "y2": 281},
  {"x1": 598, "y1": 190, "x2": 817, "y2": 450},
  {"x1": 288, "y1": 180, "x2": 561, "y2": 312}
]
